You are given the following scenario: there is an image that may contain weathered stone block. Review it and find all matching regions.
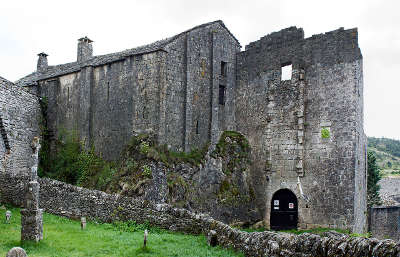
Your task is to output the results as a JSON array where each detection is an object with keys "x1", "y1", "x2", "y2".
[{"x1": 20, "y1": 208, "x2": 43, "y2": 242}]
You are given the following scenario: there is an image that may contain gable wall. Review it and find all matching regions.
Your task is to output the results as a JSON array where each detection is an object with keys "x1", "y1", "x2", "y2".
[
  {"x1": 0, "y1": 78, "x2": 40, "y2": 175},
  {"x1": 164, "y1": 22, "x2": 240, "y2": 152}
]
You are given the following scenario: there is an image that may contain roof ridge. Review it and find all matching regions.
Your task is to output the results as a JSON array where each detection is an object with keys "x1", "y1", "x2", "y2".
[{"x1": 16, "y1": 20, "x2": 240, "y2": 87}]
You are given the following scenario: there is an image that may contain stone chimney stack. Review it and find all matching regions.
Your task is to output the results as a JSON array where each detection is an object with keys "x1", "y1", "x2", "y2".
[
  {"x1": 37, "y1": 52, "x2": 48, "y2": 72},
  {"x1": 77, "y1": 36, "x2": 93, "y2": 62}
]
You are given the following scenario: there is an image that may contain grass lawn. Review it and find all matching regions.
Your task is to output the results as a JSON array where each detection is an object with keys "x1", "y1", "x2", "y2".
[{"x1": 0, "y1": 207, "x2": 243, "y2": 257}]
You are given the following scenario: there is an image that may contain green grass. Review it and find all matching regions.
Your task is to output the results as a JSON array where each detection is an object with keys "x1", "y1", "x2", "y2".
[{"x1": 0, "y1": 207, "x2": 243, "y2": 257}]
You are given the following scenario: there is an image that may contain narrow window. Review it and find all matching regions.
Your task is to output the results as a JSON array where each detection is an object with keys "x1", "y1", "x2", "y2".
[
  {"x1": 143, "y1": 106, "x2": 147, "y2": 119},
  {"x1": 281, "y1": 63, "x2": 292, "y2": 81},
  {"x1": 219, "y1": 85, "x2": 225, "y2": 105},
  {"x1": 107, "y1": 82, "x2": 110, "y2": 102},
  {"x1": 196, "y1": 120, "x2": 199, "y2": 135},
  {"x1": 221, "y1": 61, "x2": 227, "y2": 77},
  {"x1": 67, "y1": 87, "x2": 70, "y2": 101},
  {"x1": 0, "y1": 115, "x2": 10, "y2": 151}
]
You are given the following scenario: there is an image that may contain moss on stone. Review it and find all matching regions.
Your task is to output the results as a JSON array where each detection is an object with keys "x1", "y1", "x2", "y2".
[{"x1": 212, "y1": 131, "x2": 251, "y2": 175}]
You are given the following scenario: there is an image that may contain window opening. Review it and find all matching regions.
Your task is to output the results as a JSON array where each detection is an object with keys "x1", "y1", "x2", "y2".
[
  {"x1": 219, "y1": 85, "x2": 225, "y2": 105},
  {"x1": 281, "y1": 63, "x2": 292, "y2": 81},
  {"x1": 143, "y1": 106, "x2": 147, "y2": 119},
  {"x1": 107, "y1": 82, "x2": 110, "y2": 102},
  {"x1": 221, "y1": 61, "x2": 227, "y2": 77},
  {"x1": 0, "y1": 115, "x2": 10, "y2": 151},
  {"x1": 196, "y1": 120, "x2": 199, "y2": 135}
]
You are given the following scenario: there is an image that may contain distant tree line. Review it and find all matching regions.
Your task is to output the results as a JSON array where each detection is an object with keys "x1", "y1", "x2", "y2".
[{"x1": 368, "y1": 137, "x2": 400, "y2": 158}]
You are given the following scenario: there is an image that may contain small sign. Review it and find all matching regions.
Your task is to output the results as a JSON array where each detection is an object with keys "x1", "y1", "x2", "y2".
[
  {"x1": 289, "y1": 203, "x2": 294, "y2": 209},
  {"x1": 274, "y1": 200, "x2": 279, "y2": 206},
  {"x1": 274, "y1": 206, "x2": 279, "y2": 210}
]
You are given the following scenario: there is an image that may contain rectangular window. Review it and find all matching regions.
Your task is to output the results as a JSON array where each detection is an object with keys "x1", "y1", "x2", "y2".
[
  {"x1": 196, "y1": 120, "x2": 199, "y2": 135},
  {"x1": 107, "y1": 82, "x2": 110, "y2": 102},
  {"x1": 219, "y1": 85, "x2": 225, "y2": 105},
  {"x1": 221, "y1": 61, "x2": 227, "y2": 77},
  {"x1": 281, "y1": 63, "x2": 292, "y2": 81}
]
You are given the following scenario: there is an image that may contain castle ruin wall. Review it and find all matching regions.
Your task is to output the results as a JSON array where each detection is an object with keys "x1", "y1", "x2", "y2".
[
  {"x1": 0, "y1": 77, "x2": 40, "y2": 175},
  {"x1": 236, "y1": 27, "x2": 366, "y2": 232}
]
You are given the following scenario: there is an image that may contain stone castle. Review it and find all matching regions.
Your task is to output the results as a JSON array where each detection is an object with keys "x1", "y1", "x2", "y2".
[{"x1": 1, "y1": 20, "x2": 367, "y2": 233}]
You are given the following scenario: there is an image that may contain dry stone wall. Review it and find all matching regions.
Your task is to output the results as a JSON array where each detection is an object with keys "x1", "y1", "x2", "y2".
[
  {"x1": 0, "y1": 172, "x2": 398, "y2": 257},
  {"x1": 0, "y1": 77, "x2": 40, "y2": 175}
]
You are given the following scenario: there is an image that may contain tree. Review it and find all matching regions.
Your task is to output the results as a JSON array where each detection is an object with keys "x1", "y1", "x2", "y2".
[{"x1": 367, "y1": 151, "x2": 382, "y2": 207}]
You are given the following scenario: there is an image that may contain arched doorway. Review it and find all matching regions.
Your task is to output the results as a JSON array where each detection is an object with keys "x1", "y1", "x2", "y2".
[{"x1": 270, "y1": 189, "x2": 298, "y2": 230}]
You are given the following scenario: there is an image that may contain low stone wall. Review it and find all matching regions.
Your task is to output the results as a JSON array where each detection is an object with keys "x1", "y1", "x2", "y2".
[
  {"x1": 369, "y1": 206, "x2": 400, "y2": 241},
  {"x1": 1, "y1": 173, "x2": 399, "y2": 257}
]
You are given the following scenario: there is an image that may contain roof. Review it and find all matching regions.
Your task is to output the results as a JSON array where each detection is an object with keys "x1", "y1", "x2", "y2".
[{"x1": 16, "y1": 20, "x2": 240, "y2": 87}]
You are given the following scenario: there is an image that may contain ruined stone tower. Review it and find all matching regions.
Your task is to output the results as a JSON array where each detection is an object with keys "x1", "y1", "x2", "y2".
[{"x1": 13, "y1": 20, "x2": 366, "y2": 233}]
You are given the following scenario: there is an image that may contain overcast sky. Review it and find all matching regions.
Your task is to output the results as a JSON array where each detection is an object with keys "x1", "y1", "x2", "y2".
[{"x1": 1, "y1": 0, "x2": 399, "y2": 140}]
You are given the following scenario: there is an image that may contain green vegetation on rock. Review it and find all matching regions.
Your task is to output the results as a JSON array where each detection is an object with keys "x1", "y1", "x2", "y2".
[
  {"x1": 0, "y1": 207, "x2": 242, "y2": 257},
  {"x1": 212, "y1": 131, "x2": 251, "y2": 175},
  {"x1": 212, "y1": 131, "x2": 253, "y2": 205}
]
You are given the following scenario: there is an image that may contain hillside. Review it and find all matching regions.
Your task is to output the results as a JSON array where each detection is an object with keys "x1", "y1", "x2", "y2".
[{"x1": 368, "y1": 137, "x2": 400, "y2": 177}]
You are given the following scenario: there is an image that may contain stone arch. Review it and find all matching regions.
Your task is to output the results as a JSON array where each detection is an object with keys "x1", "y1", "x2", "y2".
[{"x1": 270, "y1": 188, "x2": 298, "y2": 230}]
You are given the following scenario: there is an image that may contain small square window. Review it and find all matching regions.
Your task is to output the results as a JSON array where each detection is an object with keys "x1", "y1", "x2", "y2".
[{"x1": 281, "y1": 63, "x2": 292, "y2": 81}]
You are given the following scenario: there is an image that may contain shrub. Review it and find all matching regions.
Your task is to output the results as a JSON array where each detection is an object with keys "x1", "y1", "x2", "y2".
[{"x1": 321, "y1": 128, "x2": 330, "y2": 139}]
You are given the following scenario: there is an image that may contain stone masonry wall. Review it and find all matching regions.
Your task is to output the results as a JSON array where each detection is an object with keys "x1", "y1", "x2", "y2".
[
  {"x1": 369, "y1": 206, "x2": 400, "y2": 241},
  {"x1": 38, "y1": 51, "x2": 165, "y2": 160},
  {"x1": 0, "y1": 172, "x2": 398, "y2": 257},
  {"x1": 38, "y1": 22, "x2": 240, "y2": 159},
  {"x1": 163, "y1": 22, "x2": 240, "y2": 152},
  {"x1": 0, "y1": 77, "x2": 40, "y2": 175},
  {"x1": 236, "y1": 27, "x2": 366, "y2": 232}
]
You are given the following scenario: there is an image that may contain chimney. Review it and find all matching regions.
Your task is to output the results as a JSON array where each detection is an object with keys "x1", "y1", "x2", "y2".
[
  {"x1": 37, "y1": 52, "x2": 48, "y2": 72},
  {"x1": 77, "y1": 36, "x2": 93, "y2": 62}
]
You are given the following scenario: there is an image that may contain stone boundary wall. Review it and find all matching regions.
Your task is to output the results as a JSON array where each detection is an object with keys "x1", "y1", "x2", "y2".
[
  {"x1": 0, "y1": 173, "x2": 399, "y2": 257},
  {"x1": 369, "y1": 206, "x2": 400, "y2": 241}
]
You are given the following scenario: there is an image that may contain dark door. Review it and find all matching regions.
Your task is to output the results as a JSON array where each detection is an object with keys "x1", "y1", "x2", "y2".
[{"x1": 270, "y1": 189, "x2": 298, "y2": 230}]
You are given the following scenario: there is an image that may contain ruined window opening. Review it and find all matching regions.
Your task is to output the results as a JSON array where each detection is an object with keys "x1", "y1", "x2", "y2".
[
  {"x1": 281, "y1": 63, "x2": 292, "y2": 81},
  {"x1": 221, "y1": 61, "x2": 227, "y2": 77},
  {"x1": 67, "y1": 87, "x2": 70, "y2": 101},
  {"x1": 219, "y1": 85, "x2": 225, "y2": 105},
  {"x1": 195, "y1": 120, "x2": 199, "y2": 135}
]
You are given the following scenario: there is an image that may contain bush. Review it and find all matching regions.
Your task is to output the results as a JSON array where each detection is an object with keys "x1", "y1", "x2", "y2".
[
  {"x1": 367, "y1": 151, "x2": 382, "y2": 207},
  {"x1": 38, "y1": 129, "x2": 114, "y2": 188}
]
